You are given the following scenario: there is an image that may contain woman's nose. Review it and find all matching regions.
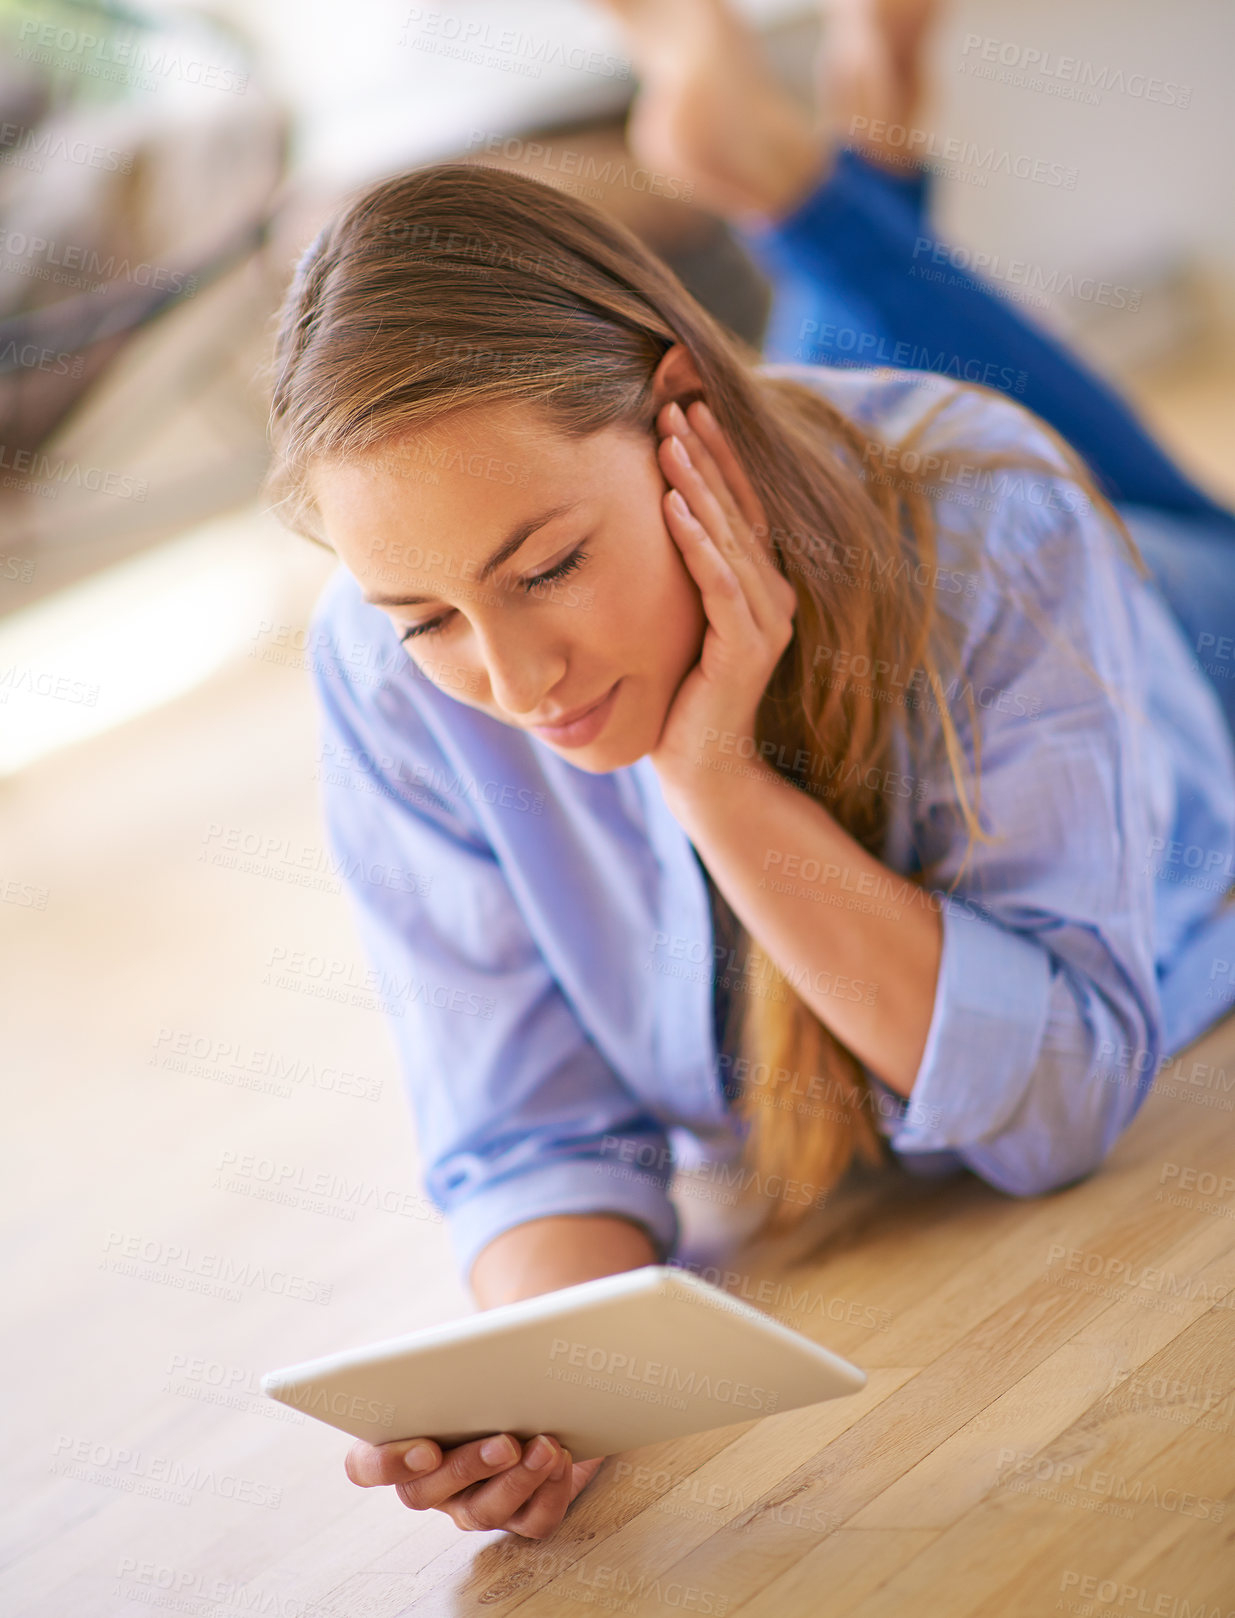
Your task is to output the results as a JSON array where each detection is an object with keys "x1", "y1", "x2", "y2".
[{"x1": 474, "y1": 623, "x2": 567, "y2": 720}]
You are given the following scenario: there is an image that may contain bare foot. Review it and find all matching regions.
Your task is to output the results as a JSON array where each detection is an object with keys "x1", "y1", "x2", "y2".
[
  {"x1": 596, "y1": 0, "x2": 830, "y2": 227},
  {"x1": 816, "y1": 0, "x2": 944, "y2": 173}
]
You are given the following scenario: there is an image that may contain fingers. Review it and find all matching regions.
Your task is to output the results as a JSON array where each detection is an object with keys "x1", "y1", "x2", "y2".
[
  {"x1": 498, "y1": 1449, "x2": 606, "y2": 1539},
  {"x1": 662, "y1": 465, "x2": 793, "y2": 655},
  {"x1": 684, "y1": 400, "x2": 768, "y2": 533},
  {"x1": 660, "y1": 401, "x2": 747, "y2": 544},
  {"x1": 347, "y1": 1431, "x2": 608, "y2": 1539},
  {"x1": 437, "y1": 1436, "x2": 566, "y2": 1533},
  {"x1": 663, "y1": 483, "x2": 754, "y2": 649},
  {"x1": 344, "y1": 1435, "x2": 442, "y2": 1488},
  {"x1": 381, "y1": 1432, "x2": 567, "y2": 1530},
  {"x1": 568, "y1": 1454, "x2": 606, "y2": 1502},
  {"x1": 500, "y1": 1445, "x2": 579, "y2": 1539},
  {"x1": 659, "y1": 424, "x2": 748, "y2": 575},
  {"x1": 657, "y1": 400, "x2": 796, "y2": 634}
]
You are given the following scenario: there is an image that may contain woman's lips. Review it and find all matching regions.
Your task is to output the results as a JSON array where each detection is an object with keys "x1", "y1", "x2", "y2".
[{"x1": 530, "y1": 680, "x2": 621, "y2": 747}]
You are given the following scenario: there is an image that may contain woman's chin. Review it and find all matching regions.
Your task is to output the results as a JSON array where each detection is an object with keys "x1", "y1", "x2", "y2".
[{"x1": 555, "y1": 737, "x2": 645, "y2": 774}]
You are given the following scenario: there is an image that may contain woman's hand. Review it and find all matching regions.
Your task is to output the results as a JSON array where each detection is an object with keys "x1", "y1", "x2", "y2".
[
  {"x1": 650, "y1": 398, "x2": 798, "y2": 805},
  {"x1": 344, "y1": 1430, "x2": 604, "y2": 1539}
]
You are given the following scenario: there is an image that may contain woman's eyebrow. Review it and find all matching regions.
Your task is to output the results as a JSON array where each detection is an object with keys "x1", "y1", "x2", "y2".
[{"x1": 363, "y1": 500, "x2": 583, "y2": 608}]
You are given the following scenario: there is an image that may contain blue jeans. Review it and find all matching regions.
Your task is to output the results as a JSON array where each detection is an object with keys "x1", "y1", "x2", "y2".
[{"x1": 736, "y1": 149, "x2": 1235, "y2": 734}]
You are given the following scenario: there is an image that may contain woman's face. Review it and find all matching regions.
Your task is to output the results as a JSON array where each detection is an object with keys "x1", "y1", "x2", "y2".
[{"x1": 310, "y1": 399, "x2": 707, "y2": 773}]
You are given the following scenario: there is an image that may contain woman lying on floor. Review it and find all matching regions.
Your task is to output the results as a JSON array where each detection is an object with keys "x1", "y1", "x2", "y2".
[{"x1": 263, "y1": 0, "x2": 1235, "y2": 1540}]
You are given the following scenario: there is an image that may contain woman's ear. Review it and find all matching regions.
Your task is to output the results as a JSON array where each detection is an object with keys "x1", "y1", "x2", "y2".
[{"x1": 649, "y1": 342, "x2": 705, "y2": 413}]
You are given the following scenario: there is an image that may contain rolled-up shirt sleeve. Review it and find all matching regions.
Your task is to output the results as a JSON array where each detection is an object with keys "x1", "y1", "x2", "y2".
[
  {"x1": 308, "y1": 579, "x2": 680, "y2": 1282},
  {"x1": 885, "y1": 468, "x2": 1166, "y2": 1194}
]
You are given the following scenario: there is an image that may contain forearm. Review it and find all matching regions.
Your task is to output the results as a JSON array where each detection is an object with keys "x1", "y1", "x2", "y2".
[
  {"x1": 661, "y1": 757, "x2": 941, "y2": 1096},
  {"x1": 468, "y1": 1214, "x2": 659, "y2": 1309}
]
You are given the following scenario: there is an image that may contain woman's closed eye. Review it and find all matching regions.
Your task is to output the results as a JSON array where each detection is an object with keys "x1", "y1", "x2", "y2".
[{"x1": 398, "y1": 546, "x2": 591, "y2": 643}]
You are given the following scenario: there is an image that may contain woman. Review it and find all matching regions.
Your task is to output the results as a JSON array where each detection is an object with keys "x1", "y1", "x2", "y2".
[{"x1": 264, "y1": 1, "x2": 1235, "y2": 1542}]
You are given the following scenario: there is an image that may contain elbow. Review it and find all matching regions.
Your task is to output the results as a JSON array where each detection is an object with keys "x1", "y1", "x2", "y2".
[
  {"x1": 978, "y1": 1150, "x2": 1107, "y2": 1200},
  {"x1": 960, "y1": 1042, "x2": 1147, "y2": 1200}
]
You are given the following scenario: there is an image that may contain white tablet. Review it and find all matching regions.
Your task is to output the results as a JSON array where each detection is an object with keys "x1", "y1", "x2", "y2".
[{"x1": 262, "y1": 1264, "x2": 866, "y2": 1461}]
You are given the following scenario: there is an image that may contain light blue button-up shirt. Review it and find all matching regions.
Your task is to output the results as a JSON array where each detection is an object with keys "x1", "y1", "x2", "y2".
[{"x1": 306, "y1": 364, "x2": 1235, "y2": 1282}]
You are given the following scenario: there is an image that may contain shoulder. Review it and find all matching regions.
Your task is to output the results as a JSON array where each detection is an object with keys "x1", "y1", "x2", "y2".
[
  {"x1": 759, "y1": 360, "x2": 1120, "y2": 621},
  {"x1": 756, "y1": 360, "x2": 1076, "y2": 486}
]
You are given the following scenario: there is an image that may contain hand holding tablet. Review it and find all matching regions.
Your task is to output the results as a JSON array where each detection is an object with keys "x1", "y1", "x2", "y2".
[
  {"x1": 342, "y1": 1423, "x2": 601, "y2": 1539},
  {"x1": 262, "y1": 1265, "x2": 866, "y2": 1538}
]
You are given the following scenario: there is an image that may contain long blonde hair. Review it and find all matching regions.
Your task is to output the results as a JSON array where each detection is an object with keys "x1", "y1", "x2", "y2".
[{"x1": 266, "y1": 161, "x2": 1140, "y2": 1238}]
